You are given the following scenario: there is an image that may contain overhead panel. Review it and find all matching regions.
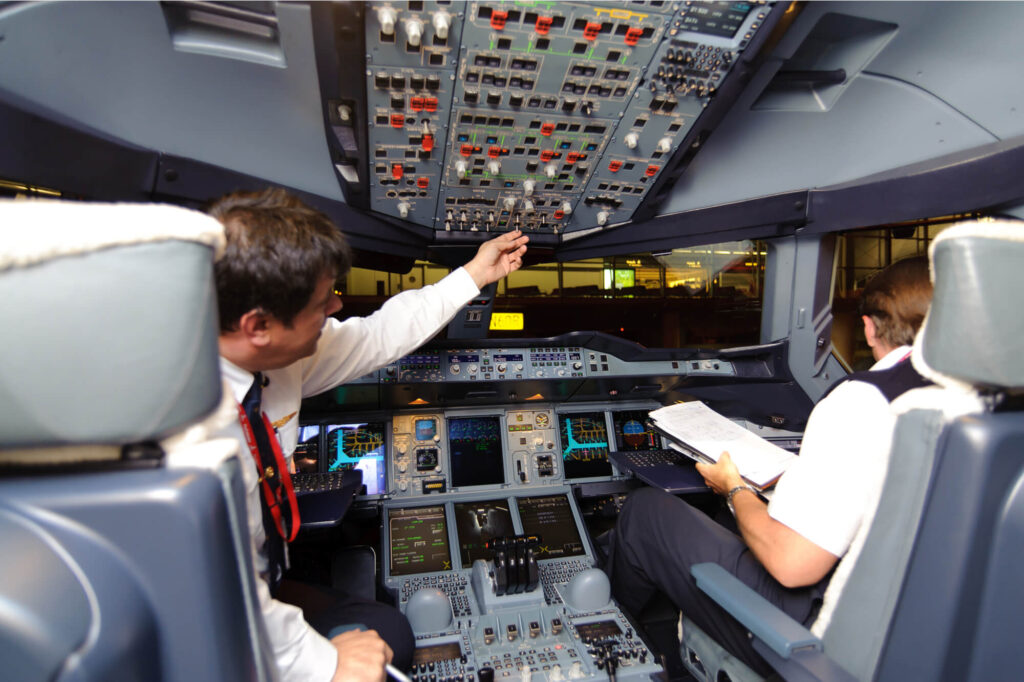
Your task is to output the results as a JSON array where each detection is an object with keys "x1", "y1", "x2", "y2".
[{"x1": 354, "y1": 1, "x2": 779, "y2": 236}]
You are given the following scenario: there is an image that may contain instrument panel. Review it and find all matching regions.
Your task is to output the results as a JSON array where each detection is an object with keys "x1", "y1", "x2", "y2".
[
  {"x1": 378, "y1": 343, "x2": 735, "y2": 383},
  {"x1": 299, "y1": 400, "x2": 663, "y2": 500},
  {"x1": 384, "y1": 490, "x2": 661, "y2": 681},
  {"x1": 350, "y1": 0, "x2": 783, "y2": 234}
]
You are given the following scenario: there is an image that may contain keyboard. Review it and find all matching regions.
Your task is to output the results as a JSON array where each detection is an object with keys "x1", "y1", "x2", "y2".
[
  {"x1": 291, "y1": 471, "x2": 356, "y2": 496},
  {"x1": 292, "y1": 469, "x2": 364, "y2": 528},
  {"x1": 616, "y1": 449, "x2": 689, "y2": 468}
]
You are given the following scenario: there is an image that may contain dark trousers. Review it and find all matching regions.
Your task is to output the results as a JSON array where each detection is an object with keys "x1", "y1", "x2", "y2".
[
  {"x1": 606, "y1": 488, "x2": 826, "y2": 676},
  {"x1": 276, "y1": 579, "x2": 415, "y2": 672}
]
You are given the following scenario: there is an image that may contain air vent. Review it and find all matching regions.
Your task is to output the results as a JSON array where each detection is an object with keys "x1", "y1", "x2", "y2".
[{"x1": 161, "y1": 1, "x2": 285, "y2": 67}]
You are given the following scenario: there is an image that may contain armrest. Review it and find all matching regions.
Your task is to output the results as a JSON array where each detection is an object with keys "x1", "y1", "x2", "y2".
[
  {"x1": 691, "y1": 562, "x2": 821, "y2": 659},
  {"x1": 691, "y1": 563, "x2": 857, "y2": 682}
]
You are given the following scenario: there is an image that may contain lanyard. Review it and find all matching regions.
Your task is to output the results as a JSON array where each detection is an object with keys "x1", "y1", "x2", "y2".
[{"x1": 236, "y1": 402, "x2": 301, "y2": 543}]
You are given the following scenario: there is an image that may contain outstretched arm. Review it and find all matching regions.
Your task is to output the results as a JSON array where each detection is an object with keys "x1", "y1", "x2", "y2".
[
  {"x1": 462, "y1": 230, "x2": 530, "y2": 289},
  {"x1": 697, "y1": 453, "x2": 838, "y2": 588}
]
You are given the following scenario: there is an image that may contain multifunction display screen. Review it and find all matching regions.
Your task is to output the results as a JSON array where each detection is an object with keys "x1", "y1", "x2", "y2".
[
  {"x1": 389, "y1": 505, "x2": 452, "y2": 576},
  {"x1": 294, "y1": 424, "x2": 320, "y2": 474},
  {"x1": 558, "y1": 412, "x2": 612, "y2": 479},
  {"x1": 448, "y1": 416, "x2": 505, "y2": 488},
  {"x1": 324, "y1": 422, "x2": 387, "y2": 495},
  {"x1": 678, "y1": 1, "x2": 753, "y2": 39},
  {"x1": 453, "y1": 499, "x2": 516, "y2": 566},
  {"x1": 516, "y1": 494, "x2": 585, "y2": 558},
  {"x1": 611, "y1": 410, "x2": 659, "y2": 451}
]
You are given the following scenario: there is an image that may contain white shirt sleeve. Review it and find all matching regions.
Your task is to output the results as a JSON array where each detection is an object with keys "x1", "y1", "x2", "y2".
[
  {"x1": 298, "y1": 267, "x2": 479, "y2": 397},
  {"x1": 257, "y1": 577, "x2": 339, "y2": 681},
  {"x1": 768, "y1": 380, "x2": 896, "y2": 558}
]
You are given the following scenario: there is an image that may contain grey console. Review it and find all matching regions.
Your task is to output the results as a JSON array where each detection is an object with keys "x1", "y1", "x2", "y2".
[{"x1": 384, "y1": 491, "x2": 661, "y2": 681}]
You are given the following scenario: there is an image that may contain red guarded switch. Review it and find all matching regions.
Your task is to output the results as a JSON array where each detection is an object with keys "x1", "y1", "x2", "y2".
[
  {"x1": 422, "y1": 134, "x2": 435, "y2": 152},
  {"x1": 417, "y1": 176, "x2": 429, "y2": 189},
  {"x1": 391, "y1": 163, "x2": 404, "y2": 180},
  {"x1": 625, "y1": 27, "x2": 643, "y2": 46},
  {"x1": 535, "y1": 16, "x2": 553, "y2": 35},
  {"x1": 583, "y1": 22, "x2": 601, "y2": 41},
  {"x1": 608, "y1": 160, "x2": 623, "y2": 172},
  {"x1": 645, "y1": 164, "x2": 660, "y2": 177},
  {"x1": 490, "y1": 10, "x2": 507, "y2": 30}
]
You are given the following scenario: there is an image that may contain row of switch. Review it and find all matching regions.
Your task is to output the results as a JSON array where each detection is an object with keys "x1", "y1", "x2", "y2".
[
  {"x1": 374, "y1": 72, "x2": 442, "y2": 91},
  {"x1": 376, "y1": 7, "x2": 451, "y2": 46}
]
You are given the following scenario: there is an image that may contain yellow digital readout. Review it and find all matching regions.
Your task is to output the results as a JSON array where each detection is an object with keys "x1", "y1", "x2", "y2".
[{"x1": 489, "y1": 312, "x2": 524, "y2": 331}]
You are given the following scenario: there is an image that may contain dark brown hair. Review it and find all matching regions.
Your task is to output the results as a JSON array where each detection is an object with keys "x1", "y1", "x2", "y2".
[
  {"x1": 207, "y1": 188, "x2": 352, "y2": 331},
  {"x1": 859, "y1": 255, "x2": 933, "y2": 348}
]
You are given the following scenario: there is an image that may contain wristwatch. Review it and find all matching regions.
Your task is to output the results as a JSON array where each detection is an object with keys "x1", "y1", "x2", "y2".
[{"x1": 727, "y1": 484, "x2": 758, "y2": 515}]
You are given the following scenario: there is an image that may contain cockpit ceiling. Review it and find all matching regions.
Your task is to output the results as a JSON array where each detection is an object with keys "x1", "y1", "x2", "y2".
[{"x1": 0, "y1": 1, "x2": 1023, "y2": 259}]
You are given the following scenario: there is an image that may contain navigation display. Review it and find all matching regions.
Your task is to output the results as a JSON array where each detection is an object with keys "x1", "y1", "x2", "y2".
[
  {"x1": 516, "y1": 495, "x2": 585, "y2": 559},
  {"x1": 389, "y1": 505, "x2": 452, "y2": 576},
  {"x1": 453, "y1": 500, "x2": 516, "y2": 566},
  {"x1": 294, "y1": 424, "x2": 320, "y2": 474},
  {"x1": 612, "y1": 410, "x2": 660, "y2": 451},
  {"x1": 558, "y1": 412, "x2": 612, "y2": 478},
  {"x1": 678, "y1": 1, "x2": 754, "y2": 38},
  {"x1": 448, "y1": 415, "x2": 505, "y2": 488},
  {"x1": 325, "y1": 422, "x2": 387, "y2": 495}
]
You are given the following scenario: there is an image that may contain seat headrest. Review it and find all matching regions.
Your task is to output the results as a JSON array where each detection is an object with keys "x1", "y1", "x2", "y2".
[
  {"x1": 0, "y1": 200, "x2": 226, "y2": 449},
  {"x1": 914, "y1": 219, "x2": 1024, "y2": 391}
]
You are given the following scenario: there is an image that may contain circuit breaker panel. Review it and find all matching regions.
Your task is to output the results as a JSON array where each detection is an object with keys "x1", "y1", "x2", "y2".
[{"x1": 348, "y1": 0, "x2": 782, "y2": 236}]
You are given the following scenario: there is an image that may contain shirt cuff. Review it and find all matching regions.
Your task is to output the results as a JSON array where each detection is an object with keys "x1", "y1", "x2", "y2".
[{"x1": 441, "y1": 266, "x2": 482, "y2": 300}]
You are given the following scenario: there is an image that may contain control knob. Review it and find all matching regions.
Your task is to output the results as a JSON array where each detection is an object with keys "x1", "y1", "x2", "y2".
[
  {"x1": 523, "y1": 179, "x2": 536, "y2": 196},
  {"x1": 432, "y1": 10, "x2": 451, "y2": 39},
  {"x1": 469, "y1": 364, "x2": 478, "y2": 374},
  {"x1": 397, "y1": 202, "x2": 411, "y2": 219},
  {"x1": 597, "y1": 210, "x2": 610, "y2": 226},
  {"x1": 450, "y1": 364, "x2": 460, "y2": 374},
  {"x1": 657, "y1": 137, "x2": 672, "y2": 153},
  {"x1": 523, "y1": 199, "x2": 534, "y2": 213},
  {"x1": 404, "y1": 18, "x2": 424, "y2": 46},
  {"x1": 376, "y1": 6, "x2": 397, "y2": 36},
  {"x1": 560, "y1": 201, "x2": 573, "y2": 216},
  {"x1": 504, "y1": 197, "x2": 516, "y2": 210},
  {"x1": 573, "y1": 361, "x2": 582, "y2": 370},
  {"x1": 455, "y1": 160, "x2": 468, "y2": 179},
  {"x1": 544, "y1": 163, "x2": 557, "y2": 179},
  {"x1": 497, "y1": 363, "x2": 507, "y2": 373},
  {"x1": 624, "y1": 132, "x2": 639, "y2": 149},
  {"x1": 487, "y1": 159, "x2": 501, "y2": 175}
]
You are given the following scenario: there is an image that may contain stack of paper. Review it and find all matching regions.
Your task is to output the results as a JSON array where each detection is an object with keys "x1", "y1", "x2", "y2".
[{"x1": 649, "y1": 401, "x2": 795, "y2": 490}]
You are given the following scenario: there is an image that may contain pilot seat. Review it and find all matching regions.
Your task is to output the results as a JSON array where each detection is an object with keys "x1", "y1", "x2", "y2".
[
  {"x1": 0, "y1": 200, "x2": 276, "y2": 681},
  {"x1": 680, "y1": 218, "x2": 1024, "y2": 681}
]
